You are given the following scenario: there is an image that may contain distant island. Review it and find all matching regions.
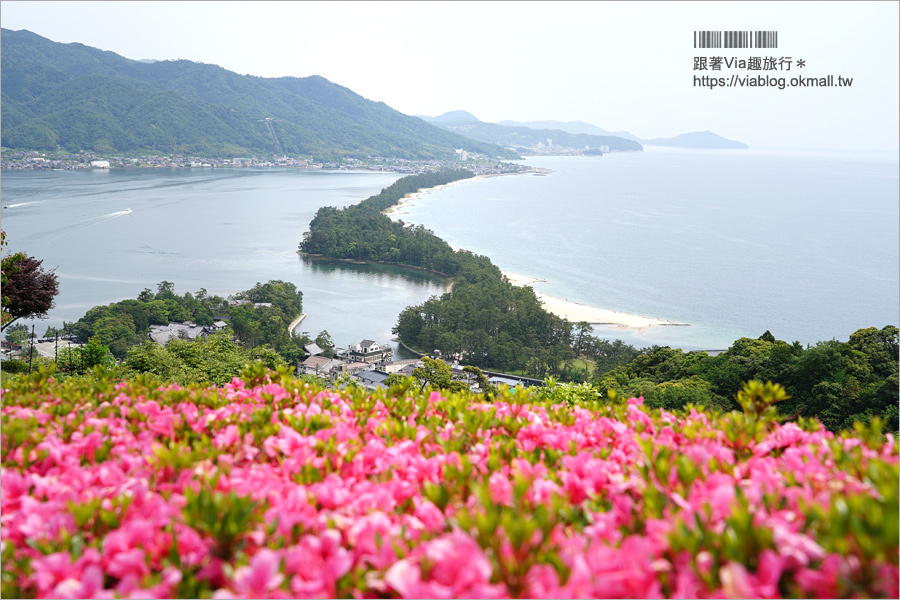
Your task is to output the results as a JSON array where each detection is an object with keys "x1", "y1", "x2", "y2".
[
  {"x1": 432, "y1": 112, "x2": 750, "y2": 150},
  {"x1": 0, "y1": 28, "x2": 517, "y2": 161},
  {"x1": 643, "y1": 131, "x2": 749, "y2": 149}
]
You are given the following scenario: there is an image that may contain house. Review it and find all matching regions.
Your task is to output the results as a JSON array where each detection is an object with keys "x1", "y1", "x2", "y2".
[
  {"x1": 488, "y1": 375, "x2": 524, "y2": 389},
  {"x1": 1, "y1": 341, "x2": 23, "y2": 353},
  {"x1": 348, "y1": 339, "x2": 392, "y2": 364},
  {"x1": 148, "y1": 322, "x2": 210, "y2": 345},
  {"x1": 335, "y1": 361, "x2": 373, "y2": 374},
  {"x1": 304, "y1": 343, "x2": 324, "y2": 356},
  {"x1": 299, "y1": 355, "x2": 344, "y2": 376},
  {"x1": 353, "y1": 370, "x2": 391, "y2": 391},
  {"x1": 381, "y1": 358, "x2": 421, "y2": 374}
]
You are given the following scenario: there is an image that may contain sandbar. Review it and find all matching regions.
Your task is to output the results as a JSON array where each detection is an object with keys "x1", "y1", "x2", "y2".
[
  {"x1": 502, "y1": 271, "x2": 688, "y2": 331},
  {"x1": 383, "y1": 173, "x2": 511, "y2": 222},
  {"x1": 381, "y1": 176, "x2": 684, "y2": 331}
]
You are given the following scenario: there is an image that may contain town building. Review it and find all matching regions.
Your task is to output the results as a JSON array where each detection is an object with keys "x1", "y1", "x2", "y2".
[
  {"x1": 348, "y1": 340, "x2": 392, "y2": 364},
  {"x1": 304, "y1": 343, "x2": 324, "y2": 356},
  {"x1": 148, "y1": 322, "x2": 211, "y2": 345},
  {"x1": 299, "y1": 355, "x2": 345, "y2": 376},
  {"x1": 353, "y1": 370, "x2": 391, "y2": 391}
]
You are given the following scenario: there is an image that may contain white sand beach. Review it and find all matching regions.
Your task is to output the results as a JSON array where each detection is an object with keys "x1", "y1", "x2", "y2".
[
  {"x1": 383, "y1": 176, "x2": 480, "y2": 222},
  {"x1": 502, "y1": 271, "x2": 686, "y2": 331},
  {"x1": 383, "y1": 172, "x2": 520, "y2": 222}
]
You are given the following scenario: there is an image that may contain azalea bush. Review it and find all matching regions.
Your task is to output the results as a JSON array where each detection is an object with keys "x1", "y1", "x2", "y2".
[{"x1": 1, "y1": 368, "x2": 897, "y2": 599}]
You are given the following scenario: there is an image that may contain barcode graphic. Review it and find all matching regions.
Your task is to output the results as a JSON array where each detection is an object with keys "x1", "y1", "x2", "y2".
[{"x1": 694, "y1": 31, "x2": 778, "y2": 49}]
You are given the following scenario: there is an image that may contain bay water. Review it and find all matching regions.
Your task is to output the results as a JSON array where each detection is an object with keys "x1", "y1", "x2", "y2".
[
  {"x1": 2, "y1": 146, "x2": 898, "y2": 356},
  {"x1": 0, "y1": 167, "x2": 451, "y2": 351},
  {"x1": 398, "y1": 147, "x2": 899, "y2": 350}
]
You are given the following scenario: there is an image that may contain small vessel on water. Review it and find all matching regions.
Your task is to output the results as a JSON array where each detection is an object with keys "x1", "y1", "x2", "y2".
[{"x1": 124, "y1": 208, "x2": 132, "y2": 213}]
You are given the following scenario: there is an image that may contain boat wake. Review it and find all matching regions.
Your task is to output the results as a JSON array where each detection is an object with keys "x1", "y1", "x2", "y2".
[{"x1": 19, "y1": 208, "x2": 135, "y2": 244}]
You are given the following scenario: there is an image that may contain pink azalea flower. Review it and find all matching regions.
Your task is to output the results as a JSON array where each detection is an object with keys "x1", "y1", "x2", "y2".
[
  {"x1": 230, "y1": 548, "x2": 285, "y2": 598},
  {"x1": 31, "y1": 552, "x2": 74, "y2": 597},
  {"x1": 283, "y1": 530, "x2": 352, "y2": 597},
  {"x1": 51, "y1": 564, "x2": 112, "y2": 599},
  {"x1": 106, "y1": 548, "x2": 149, "y2": 580}
]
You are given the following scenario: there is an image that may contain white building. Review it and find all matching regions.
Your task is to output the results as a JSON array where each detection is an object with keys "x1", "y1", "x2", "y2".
[{"x1": 348, "y1": 340, "x2": 392, "y2": 364}]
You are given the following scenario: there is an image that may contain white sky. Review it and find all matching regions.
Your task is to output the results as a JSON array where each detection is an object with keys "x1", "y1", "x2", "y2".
[{"x1": 2, "y1": 1, "x2": 898, "y2": 150}]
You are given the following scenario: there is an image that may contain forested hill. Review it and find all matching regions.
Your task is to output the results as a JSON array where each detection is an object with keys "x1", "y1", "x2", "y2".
[{"x1": 0, "y1": 28, "x2": 518, "y2": 160}]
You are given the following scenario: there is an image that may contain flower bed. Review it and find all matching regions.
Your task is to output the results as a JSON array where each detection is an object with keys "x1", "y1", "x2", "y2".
[{"x1": 2, "y1": 370, "x2": 897, "y2": 598}]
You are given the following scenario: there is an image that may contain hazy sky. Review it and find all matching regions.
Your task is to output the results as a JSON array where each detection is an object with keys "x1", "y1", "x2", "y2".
[{"x1": 2, "y1": 1, "x2": 898, "y2": 150}]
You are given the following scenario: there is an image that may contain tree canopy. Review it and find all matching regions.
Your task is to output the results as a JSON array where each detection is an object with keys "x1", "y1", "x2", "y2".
[
  {"x1": 70, "y1": 279, "x2": 306, "y2": 361},
  {"x1": 1, "y1": 232, "x2": 59, "y2": 331}
]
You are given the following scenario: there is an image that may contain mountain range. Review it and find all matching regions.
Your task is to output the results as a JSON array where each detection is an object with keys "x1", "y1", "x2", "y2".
[
  {"x1": 427, "y1": 114, "x2": 748, "y2": 150},
  {"x1": 0, "y1": 28, "x2": 517, "y2": 160},
  {"x1": 417, "y1": 113, "x2": 644, "y2": 152},
  {"x1": 497, "y1": 119, "x2": 643, "y2": 143}
]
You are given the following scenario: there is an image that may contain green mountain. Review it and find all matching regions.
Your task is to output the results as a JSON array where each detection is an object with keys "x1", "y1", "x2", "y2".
[
  {"x1": 644, "y1": 131, "x2": 749, "y2": 149},
  {"x1": 420, "y1": 112, "x2": 643, "y2": 151},
  {"x1": 0, "y1": 29, "x2": 518, "y2": 160}
]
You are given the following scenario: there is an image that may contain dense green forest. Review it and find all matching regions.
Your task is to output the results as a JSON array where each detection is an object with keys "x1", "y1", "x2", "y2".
[
  {"x1": 594, "y1": 326, "x2": 898, "y2": 433},
  {"x1": 300, "y1": 169, "x2": 480, "y2": 274},
  {"x1": 0, "y1": 28, "x2": 518, "y2": 160},
  {"x1": 63, "y1": 280, "x2": 308, "y2": 362}
]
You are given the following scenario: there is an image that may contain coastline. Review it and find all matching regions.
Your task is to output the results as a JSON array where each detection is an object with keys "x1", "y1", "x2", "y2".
[
  {"x1": 380, "y1": 168, "x2": 685, "y2": 332},
  {"x1": 288, "y1": 313, "x2": 307, "y2": 338},
  {"x1": 298, "y1": 253, "x2": 454, "y2": 292},
  {"x1": 502, "y1": 271, "x2": 689, "y2": 332},
  {"x1": 382, "y1": 172, "x2": 521, "y2": 222}
]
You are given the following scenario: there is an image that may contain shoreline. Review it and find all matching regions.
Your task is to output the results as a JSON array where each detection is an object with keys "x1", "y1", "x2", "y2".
[
  {"x1": 288, "y1": 313, "x2": 308, "y2": 338},
  {"x1": 298, "y1": 253, "x2": 454, "y2": 292},
  {"x1": 502, "y1": 271, "x2": 689, "y2": 332},
  {"x1": 379, "y1": 168, "x2": 686, "y2": 333},
  {"x1": 382, "y1": 172, "x2": 523, "y2": 222}
]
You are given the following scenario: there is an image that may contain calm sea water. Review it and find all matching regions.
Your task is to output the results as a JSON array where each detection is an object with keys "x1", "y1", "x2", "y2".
[
  {"x1": 0, "y1": 167, "x2": 451, "y2": 350},
  {"x1": 398, "y1": 148, "x2": 900, "y2": 350},
  {"x1": 3, "y1": 148, "x2": 898, "y2": 354}
]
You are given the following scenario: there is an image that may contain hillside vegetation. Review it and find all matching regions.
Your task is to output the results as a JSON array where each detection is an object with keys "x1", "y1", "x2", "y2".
[
  {"x1": 0, "y1": 28, "x2": 517, "y2": 160},
  {"x1": 58, "y1": 280, "x2": 305, "y2": 362}
]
